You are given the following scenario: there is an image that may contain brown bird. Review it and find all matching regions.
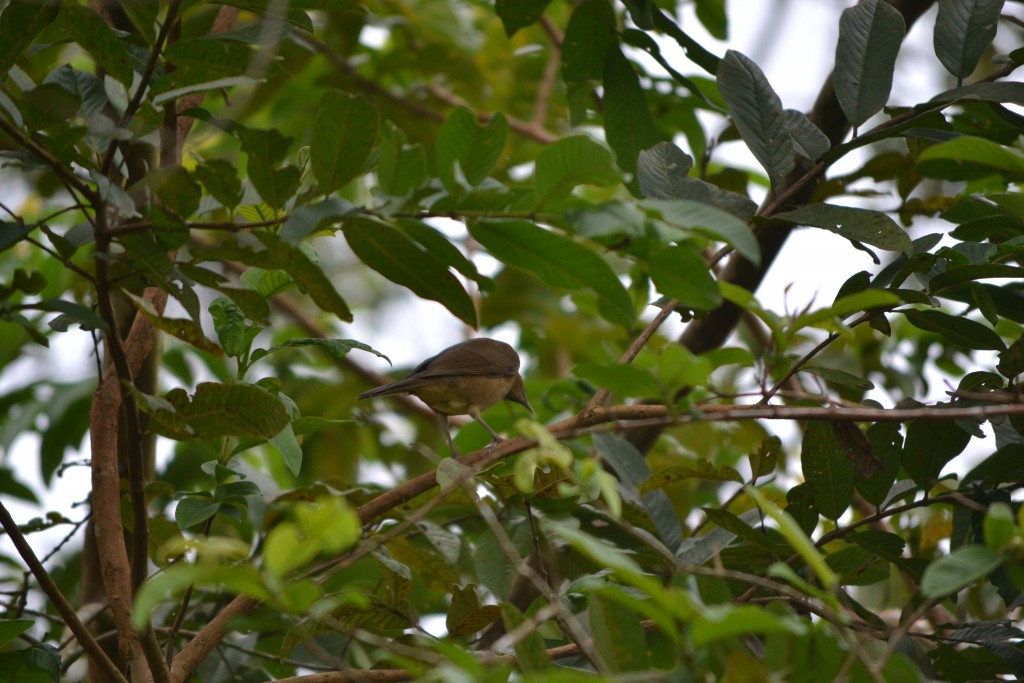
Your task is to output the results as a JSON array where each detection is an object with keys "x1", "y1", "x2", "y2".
[{"x1": 357, "y1": 338, "x2": 533, "y2": 455}]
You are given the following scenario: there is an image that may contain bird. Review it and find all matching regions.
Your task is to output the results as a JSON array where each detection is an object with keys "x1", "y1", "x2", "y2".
[{"x1": 357, "y1": 338, "x2": 533, "y2": 455}]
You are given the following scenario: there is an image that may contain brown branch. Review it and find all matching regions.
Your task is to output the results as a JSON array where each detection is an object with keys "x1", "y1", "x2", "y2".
[
  {"x1": 89, "y1": 286, "x2": 169, "y2": 682},
  {"x1": 0, "y1": 501, "x2": 129, "y2": 683}
]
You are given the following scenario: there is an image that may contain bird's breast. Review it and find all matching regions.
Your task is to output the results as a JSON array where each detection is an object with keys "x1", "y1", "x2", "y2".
[{"x1": 410, "y1": 375, "x2": 516, "y2": 416}]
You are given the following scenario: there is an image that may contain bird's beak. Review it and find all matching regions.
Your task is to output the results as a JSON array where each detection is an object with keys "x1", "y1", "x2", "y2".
[{"x1": 506, "y1": 375, "x2": 533, "y2": 413}]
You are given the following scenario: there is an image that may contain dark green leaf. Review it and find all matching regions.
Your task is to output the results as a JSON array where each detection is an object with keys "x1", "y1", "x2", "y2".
[
  {"x1": 637, "y1": 143, "x2": 757, "y2": 222},
  {"x1": 343, "y1": 217, "x2": 476, "y2": 326},
  {"x1": 376, "y1": 123, "x2": 427, "y2": 197},
  {"x1": 38, "y1": 299, "x2": 107, "y2": 332},
  {"x1": 802, "y1": 366, "x2": 874, "y2": 391},
  {"x1": 639, "y1": 461, "x2": 744, "y2": 493},
  {"x1": 44, "y1": 65, "x2": 107, "y2": 119},
  {"x1": 271, "y1": 423, "x2": 303, "y2": 476},
  {"x1": 124, "y1": 292, "x2": 221, "y2": 354},
  {"x1": 640, "y1": 244, "x2": 722, "y2": 311},
  {"x1": 695, "y1": 0, "x2": 728, "y2": 40},
  {"x1": 395, "y1": 219, "x2": 489, "y2": 287},
  {"x1": 255, "y1": 234, "x2": 354, "y2": 321},
  {"x1": 562, "y1": 0, "x2": 614, "y2": 85},
  {"x1": 929, "y1": 264, "x2": 1024, "y2": 293},
  {"x1": 532, "y1": 136, "x2": 620, "y2": 209},
  {"x1": 494, "y1": 0, "x2": 552, "y2": 36},
  {"x1": 263, "y1": 337, "x2": 390, "y2": 363},
  {"x1": 902, "y1": 418, "x2": 972, "y2": 487},
  {"x1": 0, "y1": 620, "x2": 32, "y2": 648},
  {"x1": 148, "y1": 166, "x2": 202, "y2": 218},
  {"x1": 310, "y1": 91, "x2": 381, "y2": 193},
  {"x1": 501, "y1": 603, "x2": 552, "y2": 671},
  {"x1": 930, "y1": 81, "x2": 1024, "y2": 106},
  {"x1": 903, "y1": 309, "x2": 1006, "y2": 351},
  {"x1": 716, "y1": 50, "x2": 793, "y2": 186},
  {"x1": 0, "y1": 222, "x2": 33, "y2": 254},
  {"x1": 921, "y1": 545, "x2": 1004, "y2": 597},
  {"x1": 436, "y1": 107, "x2": 508, "y2": 192},
  {"x1": 855, "y1": 422, "x2": 903, "y2": 506},
  {"x1": 917, "y1": 136, "x2": 1024, "y2": 177},
  {"x1": 775, "y1": 203, "x2": 913, "y2": 254},
  {"x1": 783, "y1": 110, "x2": 831, "y2": 160},
  {"x1": 652, "y1": 9, "x2": 721, "y2": 75},
  {"x1": 934, "y1": 0, "x2": 1004, "y2": 80},
  {"x1": 0, "y1": 0, "x2": 59, "y2": 77},
  {"x1": 801, "y1": 421, "x2": 854, "y2": 520},
  {"x1": 209, "y1": 298, "x2": 251, "y2": 359},
  {"x1": 248, "y1": 160, "x2": 300, "y2": 210},
  {"x1": 643, "y1": 199, "x2": 760, "y2": 265},
  {"x1": 589, "y1": 590, "x2": 649, "y2": 672},
  {"x1": 603, "y1": 47, "x2": 661, "y2": 175},
  {"x1": 195, "y1": 159, "x2": 243, "y2": 209},
  {"x1": 834, "y1": 0, "x2": 906, "y2": 128},
  {"x1": 59, "y1": 5, "x2": 135, "y2": 85},
  {"x1": 281, "y1": 199, "x2": 354, "y2": 243},
  {"x1": 469, "y1": 220, "x2": 634, "y2": 326},
  {"x1": 175, "y1": 496, "x2": 220, "y2": 530},
  {"x1": 573, "y1": 363, "x2": 661, "y2": 397},
  {"x1": 185, "y1": 382, "x2": 290, "y2": 440}
]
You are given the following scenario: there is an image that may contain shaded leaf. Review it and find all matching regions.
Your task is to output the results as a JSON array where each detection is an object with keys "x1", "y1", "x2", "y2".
[
  {"x1": 0, "y1": 0, "x2": 59, "y2": 77},
  {"x1": 495, "y1": 0, "x2": 552, "y2": 36},
  {"x1": 643, "y1": 198, "x2": 760, "y2": 265},
  {"x1": 469, "y1": 220, "x2": 634, "y2": 326},
  {"x1": 175, "y1": 496, "x2": 220, "y2": 530},
  {"x1": 801, "y1": 421, "x2": 854, "y2": 520},
  {"x1": 310, "y1": 91, "x2": 381, "y2": 193},
  {"x1": 59, "y1": 5, "x2": 135, "y2": 86},
  {"x1": 436, "y1": 108, "x2": 508, "y2": 192},
  {"x1": 783, "y1": 110, "x2": 831, "y2": 160},
  {"x1": 280, "y1": 198, "x2": 355, "y2": 243},
  {"x1": 934, "y1": 0, "x2": 1004, "y2": 80},
  {"x1": 255, "y1": 234, "x2": 354, "y2": 321},
  {"x1": 343, "y1": 217, "x2": 476, "y2": 326},
  {"x1": 640, "y1": 244, "x2": 722, "y2": 311},
  {"x1": 716, "y1": 50, "x2": 793, "y2": 186},
  {"x1": 562, "y1": 0, "x2": 615, "y2": 86},
  {"x1": 573, "y1": 363, "x2": 661, "y2": 397},
  {"x1": 903, "y1": 309, "x2": 1006, "y2": 351},
  {"x1": 532, "y1": 136, "x2": 620, "y2": 209},
  {"x1": 500, "y1": 603, "x2": 552, "y2": 672},
  {"x1": 589, "y1": 590, "x2": 649, "y2": 671},
  {"x1": 902, "y1": 418, "x2": 973, "y2": 487},
  {"x1": 640, "y1": 461, "x2": 743, "y2": 494},
  {"x1": 775, "y1": 203, "x2": 912, "y2": 254},
  {"x1": 921, "y1": 545, "x2": 1004, "y2": 597},
  {"x1": 834, "y1": 0, "x2": 906, "y2": 127},
  {"x1": 603, "y1": 46, "x2": 661, "y2": 174},
  {"x1": 832, "y1": 421, "x2": 883, "y2": 477}
]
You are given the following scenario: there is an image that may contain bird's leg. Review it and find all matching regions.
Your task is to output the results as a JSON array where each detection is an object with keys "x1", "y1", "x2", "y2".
[
  {"x1": 470, "y1": 408, "x2": 504, "y2": 455},
  {"x1": 437, "y1": 413, "x2": 461, "y2": 458}
]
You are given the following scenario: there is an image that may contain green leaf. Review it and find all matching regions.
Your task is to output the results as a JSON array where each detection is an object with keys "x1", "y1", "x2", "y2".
[
  {"x1": 175, "y1": 496, "x2": 220, "y2": 530},
  {"x1": 532, "y1": 136, "x2": 620, "y2": 209},
  {"x1": 255, "y1": 234, "x2": 354, "y2": 321},
  {"x1": 921, "y1": 545, "x2": 1004, "y2": 597},
  {"x1": 603, "y1": 46, "x2": 661, "y2": 175},
  {"x1": 801, "y1": 421, "x2": 854, "y2": 520},
  {"x1": 562, "y1": 0, "x2": 614, "y2": 85},
  {"x1": 801, "y1": 366, "x2": 874, "y2": 391},
  {"x1": 934, "y1": 0, "x2": 1004, "y2": 80},
  {"x1": 745, "y1": 486, "x2": 838, "y2": 590},
  {"x1": 310, "y1": 91, "x2": 381, "y2": 193},
  {"x1": 783, "y1": 110, "x2": 831, "y2": 160},
  {"x1": 643, "y1": 198, "x2": 760, "y2": 266},
  {"x1": 775, "y1": 203, "x2": 912, "y2": 255},
  {"x1": 280, "y1": 198, "x2": 354, "y2": 243},
  {"x1": 469, "y1": 220, "x2": 634, "y2": 326},
  {"x1": 716, "y1": 50, "x2": 793, "y2": 187},
  {"x1": 573, "y1": 363, "x2": 661, "y2": 397},
  {"x1": 248, "y1": 161, "x2": 300, "y2": 210},
  {"x1": 692, "y1": 605, "x2": 805, "y2": 647},
  {"x1": 928, "y1": 264, "x2": 1024, "y2": 293},
  {"x1": 637, "y1": 143, "x2": 757, "y2": 221},
  {"x1": 264, "y1": 521, "x2": 319, "y2": 576},
  {"x1": 903, "y1": 309, "x2": 1006, "y2": 351},
  {"x1": 494, "y1": 0, "x2": 552, "y2": 36},
  {"x1": 343, "y1": 217, "x2": 477, "y2": 326},
  {"x1": 589, "y1": 590, "x2": 649, "y2": 672},
  {"x1": 0, "y1": 620, "x2": 32, "y2": 648},
  {"x1": 38, "y1": 298, "x2": 108, "y2": 332},
  {"x1": 154, "y1": 382, "x2": 291, "y2": 441},
  {"x1": 639, "y1": 244, "x2": 722, "y2": 311},
  {"x1": 59, "y1": 5, "x2": 135, "y2": 86},
  {"x1": 500, "y1": 603, "x2": 553, "y2": 671},
  {"x1": 436, "y1": 107, "x2": 508, "y2": 192},
  {"x1": 262, "y1": 338, "x2": 390, "y2": 363},
  {"x1": 834, "y1": 0, "x2": 906, "y2": 128},
  {"x1": 195, "y1": 159, "x2": 244, "y2": 209},
  {"x1": 376, "y1": 123, "x2": 427, "y2": 197},
  {"x1": 917, "y1": 136, "x2": 1024, "y2": 176},
  {"x1": 639, "y1": 461, "x2": 743, "y2": 494},
  {"x1": 0, "y1": 1, "x2": 59, "y2": 77},
  {"x1": 148, "y1": 166, "x2": 202, "y2": 218},
  {"x1": 123, "y1": 292, "x2": 221, "y2": 354},
  {"x1": 271, "y1": 422, "x2": 303, "y2": 477},
  {"x1": 209, "y1": 297, "x2": 251, "y2": 359},
  {"x1": 902, "y1": 418, "x2": 972, "y2": 487}
]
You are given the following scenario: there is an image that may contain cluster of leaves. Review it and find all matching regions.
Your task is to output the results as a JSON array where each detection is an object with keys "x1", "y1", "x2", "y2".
[{"x1": 0, "y1": 0, "x2": 1022, "y2": 681}]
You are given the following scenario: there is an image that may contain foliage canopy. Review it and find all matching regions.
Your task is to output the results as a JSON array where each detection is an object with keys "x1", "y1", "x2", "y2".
[{"x1": 0, "y1": 0, "x2": 1023, "y2": 681}]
